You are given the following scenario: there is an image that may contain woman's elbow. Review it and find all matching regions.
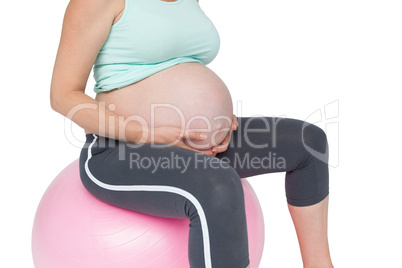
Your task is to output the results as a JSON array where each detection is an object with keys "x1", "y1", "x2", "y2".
[
  {"x1": 50, "y1": 90, "x2": 63, "y2": 113},
  {"x1": 50, "y1": 87, "x2": 71, "y2": 115}
]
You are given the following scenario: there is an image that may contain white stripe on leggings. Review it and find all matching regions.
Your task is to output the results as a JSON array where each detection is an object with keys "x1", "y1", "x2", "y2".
[{"x1": 85, "y1": 134, "x2": 212, "y2": 268}]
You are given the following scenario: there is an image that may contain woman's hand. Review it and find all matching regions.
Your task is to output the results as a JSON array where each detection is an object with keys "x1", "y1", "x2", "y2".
[
  {"x1": 137, "y1": 125, "x2": 215, "y2": 156},
  {"x1": 210, "y1": 114, "x2": 238, "y2": 157}
]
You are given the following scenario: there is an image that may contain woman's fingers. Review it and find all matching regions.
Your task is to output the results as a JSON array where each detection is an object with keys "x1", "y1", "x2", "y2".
[
  {"x1": 182, "y1": 116, "x2": 237, "y2": 142},
  {"x1": 211, "y1": 140, "x2": 229, "y2": 153},
  {"x1": 184, "y1": 129, "x2": 208, "y2": 141},
  {"x1": 211, "y1": 128, "x2": 232, "y2": 153},
  {"x1": 209, "y1": 115, "x2": 238, "y2": 154},
  {"x1": 232, "y1": 114, "x2": 238, "y2": 130},
  {"x1": 209, "y1": 114, "x2": 237, "y2": 153}
]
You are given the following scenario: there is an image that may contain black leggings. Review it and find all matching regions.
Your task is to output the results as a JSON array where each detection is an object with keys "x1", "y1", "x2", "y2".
[{"x1": 79, "y1": 117, "x2": 329, "y2": 268}]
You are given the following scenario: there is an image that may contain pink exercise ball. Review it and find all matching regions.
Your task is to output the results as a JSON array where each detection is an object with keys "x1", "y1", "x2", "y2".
[{"x1": 32, "y1": 159, "x2": 265, "y2": 268}]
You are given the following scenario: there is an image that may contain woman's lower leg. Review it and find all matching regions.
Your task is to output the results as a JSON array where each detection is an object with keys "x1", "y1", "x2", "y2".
[
  {"x1": 287, "y1": 195, "x2": 333, "y2": 268},
  {"x1": 215, "y1": 117, "x2": 332, "y2": 267}
]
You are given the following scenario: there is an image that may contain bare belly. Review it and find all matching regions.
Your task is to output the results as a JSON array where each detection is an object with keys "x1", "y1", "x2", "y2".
[{"x1": 87, "y1": 62, "x2": 233, "y2": 149}]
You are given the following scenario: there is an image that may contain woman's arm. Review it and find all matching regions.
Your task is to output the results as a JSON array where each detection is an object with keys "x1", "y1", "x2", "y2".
[
  {"x1": 50, "y1": 0, "x2": 142, "y2": 141},
  {"x1": 50, "y1": 0, "x2": 208, "y2": 147},
  {"x1": 210, "y1": 114, "x2": 238, "y2": 156}
]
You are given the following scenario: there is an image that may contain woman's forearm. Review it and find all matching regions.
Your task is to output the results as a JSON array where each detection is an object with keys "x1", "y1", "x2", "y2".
[{"x1": 50, "y1": 91, "x2": 147, "y2": 143}]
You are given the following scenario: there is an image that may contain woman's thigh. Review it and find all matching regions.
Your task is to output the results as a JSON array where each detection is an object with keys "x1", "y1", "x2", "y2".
[
  {"x1": 78, "y1": 133, "x2": 250, "y2": 268},
  {"x1": 79, "y1": 133, "x2": 245, "y2": 217},
  {"x1": 216, "y1": 116, "x2": 329, "y2": 206}
]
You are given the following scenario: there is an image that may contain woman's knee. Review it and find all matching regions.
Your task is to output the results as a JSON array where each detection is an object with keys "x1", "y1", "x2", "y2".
[
  {"x1": 285, "y1": 120, "x2": 330, "y2": 206},
  {"x1": 302, "y1": 122, "x2": 328, "y2": 154},
  {"x1": 274, "y1": 118, "x2": 329, "y2": 164}
]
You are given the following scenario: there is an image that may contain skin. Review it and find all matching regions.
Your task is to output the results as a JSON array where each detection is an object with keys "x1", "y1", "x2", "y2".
[
  {"x1": 92, "y1": 62, "x2": 235, "y2": 152},
  {"x1": 289, "y1": 196, "x2": 333, "y2": 268},
  {"x1": 50, "y1": 0, "x2": 333, "y2": 267}
]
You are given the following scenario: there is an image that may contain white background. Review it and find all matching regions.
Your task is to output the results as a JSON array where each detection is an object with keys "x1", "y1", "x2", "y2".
[{"x1": 1, "y1": 0, "x2": 401, "y2": 267}]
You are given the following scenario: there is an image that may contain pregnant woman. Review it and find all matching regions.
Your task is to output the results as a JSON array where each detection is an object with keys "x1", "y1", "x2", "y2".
[{"x1": 50, "y1": 0, "x2": 334, "y2": 267}]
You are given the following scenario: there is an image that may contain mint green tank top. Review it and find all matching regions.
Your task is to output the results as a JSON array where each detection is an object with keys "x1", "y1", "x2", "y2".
[{"x1": 93, "y1": 0, "x2": 220, "y2": 93}]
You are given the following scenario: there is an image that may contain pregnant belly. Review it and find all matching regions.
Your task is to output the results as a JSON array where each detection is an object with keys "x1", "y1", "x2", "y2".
[{"x1": 94, "y1": 62, "x2": 234, "y2": 149}]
